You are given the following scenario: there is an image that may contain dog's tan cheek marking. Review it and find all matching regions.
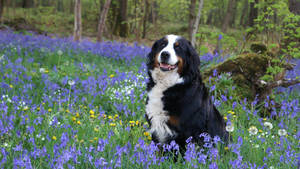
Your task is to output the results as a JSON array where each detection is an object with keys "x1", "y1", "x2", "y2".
[
  {"x1": 177, "y1": 56, "x2": 184, "y2": 74},
  {"x1": 168, "y1": 115, "x2": 180, "y2": 127},
  {"x1": 154, "y1": 53, "x2": 160, "y2": 68}
]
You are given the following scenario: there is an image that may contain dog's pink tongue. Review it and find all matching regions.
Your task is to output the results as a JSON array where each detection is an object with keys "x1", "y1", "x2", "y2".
[{"x1": 160, "y1": 63, "x2": 170, "y2": 69}]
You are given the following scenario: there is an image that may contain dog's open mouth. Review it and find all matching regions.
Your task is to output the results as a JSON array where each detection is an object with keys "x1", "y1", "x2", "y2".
[{"x1": 159, "y1": 62, "x2": 178, "y2": 71}]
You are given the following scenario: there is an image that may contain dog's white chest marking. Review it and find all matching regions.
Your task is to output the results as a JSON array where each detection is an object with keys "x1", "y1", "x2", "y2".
[{"x1": 146, "y1": 68, "x2": 183, "y2": 143}]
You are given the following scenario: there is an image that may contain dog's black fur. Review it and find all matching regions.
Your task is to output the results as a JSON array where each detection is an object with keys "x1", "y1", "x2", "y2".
[{"x1": 145, "y1": 35, "x2": 228, "y2": 150}]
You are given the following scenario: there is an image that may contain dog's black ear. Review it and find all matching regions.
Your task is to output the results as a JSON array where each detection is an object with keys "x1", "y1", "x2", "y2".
[
  {"x1": 146, "y1": 40, "x2": 159, "y2": 70},
  {"x1": 185, "y1": 40, "x2": 200, "y2": 80},
  {"x1": 187, "y1": 41, "x2": 200, "y2": 67}
]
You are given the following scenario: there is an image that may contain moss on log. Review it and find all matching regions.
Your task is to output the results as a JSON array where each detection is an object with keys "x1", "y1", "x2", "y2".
[{"x1": 202, "y1": 52, "x2": 293, "y2": 100}]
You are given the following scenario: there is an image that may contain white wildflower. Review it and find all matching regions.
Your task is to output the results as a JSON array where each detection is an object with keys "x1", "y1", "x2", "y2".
[
  {"x1": 39, "y1": 68, "x2": 45, "y2": 73},
  {"x1": 57, "y1": 50, "x2": 63, "y2": 56},
  {"x1": 278, "y1": 129, "x2": 287, "y2": 136},
  {"x1": 68, "y1": 79, "x2": 75, "y2": 86},
  {"x1": 248, "y1": 126, "x2": 258, "y2": 136},
  {"x1": 225, "y1": 124, "x2": 234, "y2": 132},
  {"x1": 254, "y1": 144, "x2": 259, "y2": 148},
  {"x1": 264, "y1": 122, "x2": 273, "y2": 130}
]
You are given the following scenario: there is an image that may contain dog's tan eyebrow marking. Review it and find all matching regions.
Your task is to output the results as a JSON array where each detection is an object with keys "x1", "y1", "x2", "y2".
[{"x1": 174, "y1": 42, "x2": 179, "y2": 47}]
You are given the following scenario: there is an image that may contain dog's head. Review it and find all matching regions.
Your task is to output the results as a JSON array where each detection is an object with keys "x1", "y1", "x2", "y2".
[{"x1": 147, "y1": 35, "x2": 200, "y2": 84}]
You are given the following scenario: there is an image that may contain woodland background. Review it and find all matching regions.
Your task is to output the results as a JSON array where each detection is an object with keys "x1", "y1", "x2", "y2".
[{"x1": 0, "y1": 0, "x2": 298, "y2": 54}]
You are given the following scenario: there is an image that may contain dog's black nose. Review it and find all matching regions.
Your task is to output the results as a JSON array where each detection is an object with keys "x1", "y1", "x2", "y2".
[{"x1": 161, "y1": 51, "x2": 170, "y2": 61}]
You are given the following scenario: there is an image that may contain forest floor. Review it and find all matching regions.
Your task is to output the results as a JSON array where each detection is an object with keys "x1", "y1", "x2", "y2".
[{"x1": 0, "y1": 29, "x2": 299, "y2": 168}]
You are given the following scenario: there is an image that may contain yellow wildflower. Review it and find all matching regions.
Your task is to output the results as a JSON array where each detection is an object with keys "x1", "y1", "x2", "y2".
[
  {"x1": 94, "y1": 137, "x2": 98, "y2": 140},
  {"x1": 259, "y1": 129, "x2": 263, "y2": 133},
  {"x1": 76, "y1": 112, "x2": 80, "y2": 118},
  {"x1": 263, "y1": 118, "x2": 267, "y2": 121},
  {"x1": 72, "y1": 117, "x2": 76, "y2": 121},
  {"x1": 9, "y1": 85, "x2": 13, "y2": 88},
  {"x1": 94, "y1": 127, "x2": 99, "y2": 132},
  {"x1": 147, "y1": 136, "x2": 152, "y2": 140},
  {"x1": 119, "y1": 120, "x2": 122, "y2": 125},
  {"x1": 109, "y1": 74, "x2": 115, "y2": 78},
  {"x1": 48, "y1": 108, "x2": 52, "y2": 112},
  {"x1": 224, "y1": 116, "x2": 228, "y2": 120},
  {"x1": 136, "y1": 121, "x2": 139, "y2": 126},
  {"x1": 52, "y1": 136, "x2": 57, "y2": 140},
  {"x1": 66, "y1": 109, "x2": 70, "y2": 113},
  {"x1": 228, "y1": 111, "x2": 235, "y2": 115},
  {"x1": 144, "y1": 132, "x2": 150, "y2": 137},
  {"x1": 108, "y1": 115, "x2": 113, "y2": 120},
  {"x1": 89, "y1": 110, "x2": 95, "y2": 115},
  {"x1": 77, "y1": 120, "x2": 81, "y2": 125},
  {"x1": 37, "y1": 107, "x2": 40, "y2": 111},
  {"x1": 90, "y1": 114, "x2": 95, "y2": 118},
  {"x1": 110, "y1": 123, "x2": 116, "y2": 127},
  {"x1": 224, "y1": 147, "x2": 229, "y2": 151},
  {"x1": 129, "y1": 121, "x2": 135, "y2": 127}
]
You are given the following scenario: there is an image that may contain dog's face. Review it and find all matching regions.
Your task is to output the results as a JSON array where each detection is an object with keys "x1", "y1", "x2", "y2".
[{"x1": 147, "y1": 34, "x2": 200, "y2": 84}]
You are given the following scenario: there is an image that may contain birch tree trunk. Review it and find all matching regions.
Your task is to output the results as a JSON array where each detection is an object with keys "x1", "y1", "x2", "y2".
[
  {"x1": 97, "y1": 0, "x2": 112, "y2": 42},
  {"x1": 191, "y1": 0, "x2": 204, "y2": 47},
  {"x1": 74, "y1": 0, "x2": 82, "y2": 41}
]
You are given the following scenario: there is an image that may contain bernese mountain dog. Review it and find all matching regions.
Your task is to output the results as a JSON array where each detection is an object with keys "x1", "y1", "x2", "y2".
[{"x1": 145, "y1": 34, "x2": 228, "y2": 150}]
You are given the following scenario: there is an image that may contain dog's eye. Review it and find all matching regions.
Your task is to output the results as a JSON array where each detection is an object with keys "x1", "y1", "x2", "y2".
[{"x1": 161, "y1": 43, "x2": 167, "y2": 47}]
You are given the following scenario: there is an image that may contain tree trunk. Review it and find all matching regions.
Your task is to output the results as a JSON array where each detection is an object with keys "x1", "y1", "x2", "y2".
[
  {"x1": 239, "y1": 0, "x2": 248, "y2": 27},
  {"x1": 206, "y1": 9, "x2": 213, "y2": 25},
  {"x1": 191, "y1": 0, "x2": 204, "y2": 47},
  {"x1": 57, "y1": 0, "x2": 64, "y2": 12},
  {"x1": 288, "y1": 0, "x2": 300, "y2": 15},
  {"x1": 151, "y1": 0, "x2": 157, "y2": 26},
  {"x1": 248, "y1": 0, "x2": 258, "y2": 27},
  {"x1": 189, "y1": 0, "x2": 196, "y2": 41},
  {"x1": 142, "y1": 0, "x2": 149, "y2": 39},
  {"x1": 222, "y1": 0, "x2": 236, "y2": 33},
  {"x1": 229, "y1": 0, "x2": 237, "y2": 27},
  {"x1": 22, "y1": 0, "x2": 33, "y2": 8},
  {"x1": 118, "y1": 0, "x2": 128, "y2": 37},
  {"x1": 0, "y1": 0, "x2": 4, "y2": 24},
  {"x1": 70, "y1": 0, "x2": 74, "y2": 14},
  {"x1": 74, "y1": 0, "x2": 82, "y2": 41},
  {"x1": 97, "y1": 0, "x2": 112, "y2": 42}
]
